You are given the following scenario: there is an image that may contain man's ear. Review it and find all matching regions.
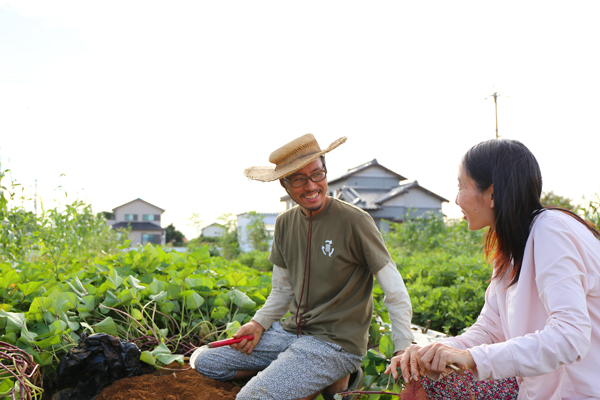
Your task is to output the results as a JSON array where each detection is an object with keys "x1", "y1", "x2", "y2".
[{"x1": 280, "y1": 179, "x2": 292, "y2": 197}]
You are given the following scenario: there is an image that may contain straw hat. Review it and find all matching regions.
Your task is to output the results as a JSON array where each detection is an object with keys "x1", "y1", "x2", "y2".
[{"x1": 244, "y1": 134, "x2": 347, "y2": 182}]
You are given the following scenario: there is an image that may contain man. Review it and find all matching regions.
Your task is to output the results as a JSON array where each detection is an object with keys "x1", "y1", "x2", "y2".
[{"x1": 191, "y1": 134, "x2": 413, "y2": 400}]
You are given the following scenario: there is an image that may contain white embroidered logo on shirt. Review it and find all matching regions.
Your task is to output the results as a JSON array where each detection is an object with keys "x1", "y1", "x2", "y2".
[{"x1": 322, "y1": 240, "x2": 334, "y2": 257}]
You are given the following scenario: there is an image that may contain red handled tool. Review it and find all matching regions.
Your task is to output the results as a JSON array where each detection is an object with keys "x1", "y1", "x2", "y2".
[
  {"x1": 205, "y1": 334, "x2": 254, "y2": 348},
  {"x1": 187, "y1": 334, "x2": 255, "y2": 365}
]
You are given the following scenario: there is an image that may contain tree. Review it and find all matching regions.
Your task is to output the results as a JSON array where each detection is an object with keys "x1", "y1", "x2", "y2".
[
  {"x1": 245, "y1": 211, "x2": 269, "y2": 252},
  {"x1": 217, "y1": 213, "x2": 240, "y2": 259},
  {"x1": 97, "y1": 211, "x2": 114, "y2": 220},
  {"x1": 541, "y1": 191, "x2": 575, "y2": 210},
  {"x1": 166, "y1": 223, "x2": 185, "y2": 246},
  {"x1": 187, "y1": 212, "x2": 203, "y2": 238}
]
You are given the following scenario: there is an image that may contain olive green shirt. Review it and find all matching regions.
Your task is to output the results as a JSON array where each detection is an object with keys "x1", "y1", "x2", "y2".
[{"x1": 269, "y1": 198, "x2": 392, "y2": 356}]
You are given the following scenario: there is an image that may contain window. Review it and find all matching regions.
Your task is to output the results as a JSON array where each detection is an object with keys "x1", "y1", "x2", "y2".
[
  {"x1": 142, "y1": 233, "x2": 161, "y2": 245},
  {"x1": 143, "y1": 214, "x2": 160, "y2": 222},
  {"x1": 125, "y1": 214, "x2": 137, "y2": 221}
]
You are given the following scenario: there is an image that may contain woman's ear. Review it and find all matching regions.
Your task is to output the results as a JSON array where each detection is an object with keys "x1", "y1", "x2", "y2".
[{"x1": 489, "y1": 185, "x2": 494, "y2": 209}]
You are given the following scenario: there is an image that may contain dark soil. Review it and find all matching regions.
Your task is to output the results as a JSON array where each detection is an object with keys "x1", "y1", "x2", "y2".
[{"x1": 95, "y1": 363, "x2": 241, "y2": 400}]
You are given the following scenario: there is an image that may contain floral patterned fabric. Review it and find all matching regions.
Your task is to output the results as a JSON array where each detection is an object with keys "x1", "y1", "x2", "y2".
[{"x1": 421, "y1": 371, "x2": 519, "y2": 400}]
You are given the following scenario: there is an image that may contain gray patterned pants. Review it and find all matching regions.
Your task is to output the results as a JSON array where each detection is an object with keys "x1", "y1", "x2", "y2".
[{"x1": 194, "y1": 321, "x2": 363, "y2": 400}]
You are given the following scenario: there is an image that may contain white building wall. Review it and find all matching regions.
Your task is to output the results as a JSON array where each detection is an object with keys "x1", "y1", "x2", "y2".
[
  {"x1": 237, "y1": 213, "x2": 279, "y2": 252},
  {"x1": 114, "y1": 200, "x2": 163, "y2": 226},
  {"x1": 202, "y1": 225, "x2": 225, "y2": 237},
  {"x1": 126, "y1": 230, "x2": 165, "y2": 246}
]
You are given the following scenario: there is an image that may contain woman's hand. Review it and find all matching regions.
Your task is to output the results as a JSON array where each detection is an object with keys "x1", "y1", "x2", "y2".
[
  {"x1": 417, "y1": 342, "x2": 476, "y2": 375},
  {"x1": 384, "y1": 345, "x2": 424, "y2": 382}
]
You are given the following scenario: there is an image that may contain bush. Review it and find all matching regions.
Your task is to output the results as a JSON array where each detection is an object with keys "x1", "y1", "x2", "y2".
[
  {"x1": 379, "y1": 213, "x2": 491, "y2": 335},
  {"x1": 237, "y1": 250, "x2": 273, "y2": 271}
]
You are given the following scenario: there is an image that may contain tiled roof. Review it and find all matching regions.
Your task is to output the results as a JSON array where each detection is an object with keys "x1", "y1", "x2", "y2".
[
  {"x1": 112, "y1": 198, "x2": 165, "y2": 213},
  {"x1": 337, "y1": 181, "x2": 449, "y2": 210},
  {"x1": 328, "y1": 159, "x2": 407, "y2": 185}
]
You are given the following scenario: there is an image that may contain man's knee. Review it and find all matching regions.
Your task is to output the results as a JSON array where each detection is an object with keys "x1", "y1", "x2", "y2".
[{"x1": 194, "y1": 348, "x2": 237, "y2": 381}]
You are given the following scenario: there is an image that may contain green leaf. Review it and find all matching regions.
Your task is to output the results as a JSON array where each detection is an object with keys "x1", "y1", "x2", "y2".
[
  {"x1": 127, "y1": 275, "x2": 145, "y2": 293},
  {"x1": 1, "y1": 332, "x2": 17, "y2": 344},
  {"x1": 210, "y1": 306, "x2": 228, "y2": 320},
  {"x1": 34, "y1": 332, "x2": 61, "y2": 349},
  {"x1": 185, "y1": 292, "x2": 205, "y2": 309},
  {"x1": 159, "y1": 302, "x2": 175, "y2": 314},
  {"x1": 94, "y1": 317, "x2": 118, "y2": 336},
  {"x1": 178, "y1": 267, "x2": 196, "y2": 281},
  {"x1": 0, "y1": 378, "x2": 15, "y2": 394},
  {"x1": 0, "y1": 310, "x2": 26, "y2": 333},
  {"x1": 0, "y1": 270, "x2": 19, "y2": 290},
  {"x1": 166, "y1": 283, "x2": 181, "y2": 299},
  {"x1": 185, "y1": 275, "x2": 214, "y2": 290},
  {"x1": 150, "y1": 291, "x2": 168, "y2": 302},
  {"x1": 118, "y1": 288, "x2": 135, "y2": 305},
  {"x1": 148, "y1": 278, "x2": 167, "y2": 295},
  {"x1": 232, "y1": 313, "x2": 248, "y2": 324},
  {"x1": 131, "y1": 309, "x2": 144, "y2": 320},
  {"x1": 78, "y1": 295, "x2": 97, "y2": 313},
  {"x1": 379, "y1": 334, "x2": 394, "y2": 359},
  {"x1": 46, "y1": 290, "x2": 73, "y2": 315},
  {"x1": 225, "y1": 321, "x2": 241, "y2": 337},
  {"x1": 107, "y1": 268, "x2": 124, "y2": 290},
  {"x1": 33, "y1": 351, "x2": 54, "y2": 366},
  {"x1": 18, "y1": 281, "x2": 44, "y2": 296},
  {"x1": 366, "y1": 350, "x2": 385, "y2": 362},
  {"x1": 228, "y1": 289, "x2": 256, "y2": 310},
  {"x1": 150, "y1": 342, "x2": 184, "y2": 365},
  {"x1": 19, "y1": 324, "x2": 38, "y2": 346},
  {"x1": 103, "y1": 291, "x2": 121, "y2": 308},
  {"x1": 362, "y1": 374, "x2": 376, "y2": 389},
  {"x1": 80, "y1": 322, "x2": 95, "y2": 334},
  {"x1": 140, "y1": 350, "x2": 156, "y2": 366}
]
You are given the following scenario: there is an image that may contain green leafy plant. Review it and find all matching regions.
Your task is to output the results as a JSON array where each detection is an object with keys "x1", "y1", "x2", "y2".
[{"x1": 244, "y1": 211, "x2": 270, "y2": 252}]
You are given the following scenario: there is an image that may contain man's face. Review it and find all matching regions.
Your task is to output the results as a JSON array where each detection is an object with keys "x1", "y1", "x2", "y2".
[{"x1": 282, "y1": 158, "x2": 329, "y2": 216}]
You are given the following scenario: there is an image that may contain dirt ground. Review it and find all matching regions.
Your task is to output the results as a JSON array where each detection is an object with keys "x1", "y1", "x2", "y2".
[{"x1": 95, "y1": 362, "x2": 241, "y2": 400}]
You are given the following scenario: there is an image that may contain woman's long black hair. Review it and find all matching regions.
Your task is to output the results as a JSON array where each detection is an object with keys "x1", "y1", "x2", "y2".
[{"x1": 462, "y1": 139, "x2": 600, "y2": 286}]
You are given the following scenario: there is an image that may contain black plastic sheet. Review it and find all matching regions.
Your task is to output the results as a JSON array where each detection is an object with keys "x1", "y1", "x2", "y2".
[{"x1": 53, "y1": 333, "x2": 143, "y2": 400}]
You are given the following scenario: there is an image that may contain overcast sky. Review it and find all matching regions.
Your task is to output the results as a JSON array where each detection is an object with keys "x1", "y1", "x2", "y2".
[{"x1": 2, "y1": 1, "x2": 599, "y2": 239}]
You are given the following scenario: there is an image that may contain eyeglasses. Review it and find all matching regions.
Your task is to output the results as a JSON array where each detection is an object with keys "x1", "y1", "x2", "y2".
[{"x1": 284, "y1": 169, "x2": 327, "y2": 188}]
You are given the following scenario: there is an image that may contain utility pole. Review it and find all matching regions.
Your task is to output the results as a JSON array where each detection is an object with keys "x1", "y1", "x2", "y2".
[
  {"x1": 491, "y1": 92, "x2": 499, "y2": 139},
  {"x1": 486, "y1": 91, "x2": 510, "y2": 139},
  {"x1": 34, "y1": 179, "x2": 38, "y2": 215}
]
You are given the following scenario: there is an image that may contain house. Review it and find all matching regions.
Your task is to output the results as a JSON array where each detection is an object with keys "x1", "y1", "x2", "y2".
[
  {"x1": 109, "y1": 198, "x2": 166, "y2": 246},
  {"x1": 201, "y1": 223, "x2": 226, "y2": 238},
  {"x1": 237, "y1": 212, "x2": 279, "y2": 253},
  {"x1": 281, "y1": 159, "x2": 449, "y2": 231}
]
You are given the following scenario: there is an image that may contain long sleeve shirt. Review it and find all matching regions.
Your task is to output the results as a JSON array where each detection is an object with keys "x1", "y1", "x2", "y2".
[
  {"x1": 252, "y1": 260, "x2": 414, "y2": 353},
  {"x1": 442, "y1": 210, "x2": 600, "y2": 400}
]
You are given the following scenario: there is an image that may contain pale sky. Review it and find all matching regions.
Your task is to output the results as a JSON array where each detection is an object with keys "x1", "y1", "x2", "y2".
[{"x1": 2, "y1": 1, "x2": 599, "y2": 239}]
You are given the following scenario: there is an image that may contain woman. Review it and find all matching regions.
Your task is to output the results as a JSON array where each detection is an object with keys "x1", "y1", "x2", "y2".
[{"x1": 386, "y1": 139, "x2": 600, "y2": 399}]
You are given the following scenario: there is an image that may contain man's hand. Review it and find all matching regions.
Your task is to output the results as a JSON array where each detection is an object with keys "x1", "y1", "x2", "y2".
[{"x1": 230, "y1": 320, "x2": 264, "y2": 355}]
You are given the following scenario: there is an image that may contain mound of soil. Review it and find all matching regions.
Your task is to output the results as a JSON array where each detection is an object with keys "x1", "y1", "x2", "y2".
[{"x1": 95, "y1": 363, "x2": 241, "y2": 400}]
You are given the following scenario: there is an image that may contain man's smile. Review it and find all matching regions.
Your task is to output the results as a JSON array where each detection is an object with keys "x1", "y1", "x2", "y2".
[{"x1": 303, "y1": 191, "x2": 320, "y2": 200}]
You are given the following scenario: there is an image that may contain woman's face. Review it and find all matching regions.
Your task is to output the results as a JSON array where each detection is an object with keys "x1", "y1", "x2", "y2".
[{"x1": 456, "y1": 165, "x2": 495, "y2": 231}]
